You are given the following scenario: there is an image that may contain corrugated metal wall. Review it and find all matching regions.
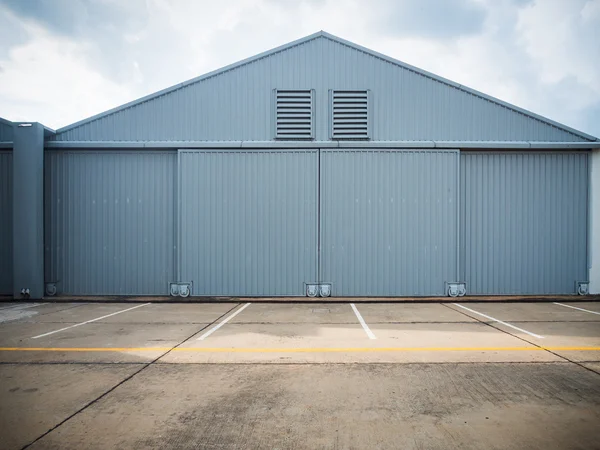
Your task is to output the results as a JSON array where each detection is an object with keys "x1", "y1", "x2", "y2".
[
  {"x1": 179, "y1": 149, "x2": 318, "y2": 296},
  {"x1": 0, "y1": 120, "x2": 13, "y2": 142},
  {"x1": 460, "y1": 152, "x2": 589, "y2": 294},
  {"x1": 0, "y1": 151, "x2": 12, "y2": 294},
  {"x1": 320, "y1": 149, "x2": 458, "y2": 296},
  {"x1": 52, "y1": 36, "x2": 585, "y2": 143},
  {"x1": 44, "y1": 151, "x2": 176, "y2": 295}
]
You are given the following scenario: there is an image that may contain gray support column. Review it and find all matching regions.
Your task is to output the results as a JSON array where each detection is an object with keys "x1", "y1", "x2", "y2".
[
  {"x1": 12, "y1": 123, "x2": 44, "y2": 299},
  {"x1": 590, "y1": 149, "x2": 600, "y2": 294}
]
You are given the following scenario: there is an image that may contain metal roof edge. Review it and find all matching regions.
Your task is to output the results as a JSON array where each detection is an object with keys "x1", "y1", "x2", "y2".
[
  {"x1": 0, "y1": 117, "x2": 13, "y2": 126},
  {"x1": 54, "y1": 31, "x2": 327, "y2": 135},
  {"x1": 0, "y1": 117, "x2": 55, "y2": 133},
  {"x1": 44, "y1": 140, "x2": 600, "y2": 150},
  {"x1": 319, "y1": 32, "x2": 599, "y2": 142},
  {"x1": 51, "y1": 30, "x2": 599, "y2": 142}
]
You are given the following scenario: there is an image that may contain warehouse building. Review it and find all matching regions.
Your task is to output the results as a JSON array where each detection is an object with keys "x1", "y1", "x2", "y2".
[{"x1": 1, "y1": 31, "x2": 600, "y2": 299}]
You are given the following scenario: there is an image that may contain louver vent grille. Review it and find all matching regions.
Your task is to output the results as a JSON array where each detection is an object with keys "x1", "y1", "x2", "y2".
[
  {"x1": 275, "y1": 89, "x2": 314, "y2": 139},
  {"x1": 331, "y1": 90, "x2": 370, "y2": 139}
]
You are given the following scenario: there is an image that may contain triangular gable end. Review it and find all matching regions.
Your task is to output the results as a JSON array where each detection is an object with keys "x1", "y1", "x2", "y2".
[{"x1": 51, "y1": 31, "x2": 597, "y2": 143}]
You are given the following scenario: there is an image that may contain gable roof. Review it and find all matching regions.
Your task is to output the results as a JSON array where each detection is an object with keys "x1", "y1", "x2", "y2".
[{"x1": 52, "y1": 31, "x2": 598, "y2": 143}]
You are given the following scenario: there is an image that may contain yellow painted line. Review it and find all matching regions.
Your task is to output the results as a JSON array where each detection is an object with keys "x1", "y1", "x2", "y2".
[
  {"x1": 0, "y1": 347, "x2": 172, "y2": 352},
  {"x1": 0, "y1": 346, "x2": 599, "y2": 353}
]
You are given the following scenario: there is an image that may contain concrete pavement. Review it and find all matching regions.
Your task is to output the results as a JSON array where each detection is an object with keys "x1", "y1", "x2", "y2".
[{"x1": 1, "y1": 301, "x2": 599, "y2": 449}]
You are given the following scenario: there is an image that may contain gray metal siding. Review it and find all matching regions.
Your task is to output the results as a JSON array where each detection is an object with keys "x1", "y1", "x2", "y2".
[
  {"x1": 52, "y1": 36, "x2": 585, "y2": 143},
  {"x1": 320, "y1": 149, "x2": 458, "y2": 296},
  {"x1": 179, "y1": 149, "x2": 318, "y2": 296},
  {"x1": 461, "y1": 152, "x2": 589, "y2": 294},
  {"x1": 0, "y1": 120, "x2": 12, "y2": 142},
  {"x1": 44, "y1": 151, "x2": 176, "y2": 295},
  {"x1": 0, "y1": 151, "x2": 12, "y2": 294}
]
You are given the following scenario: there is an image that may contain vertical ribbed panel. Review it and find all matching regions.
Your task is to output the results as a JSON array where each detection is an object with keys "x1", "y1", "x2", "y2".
[
  {"x1": 461, "y1": 152, "x2": 589, "y2": 294},
  {"x1": 0, "y1": 151, "x2": 12, "y2": 294},
  {"x1": 320, "y1": 149, "x2": 458, "y2": 296},
  {"x1": 45, "y1": 151, "x2": 176, "y2": 295},
  {"x1": 51, "y1": 36, "x2": 588, "y2": 143},
  {"x1": 0, "y1": 120, "x2": 13, "y2": 142},
  {"x1": 179, "y1": 149, "x2": 318, "y2": 296}
]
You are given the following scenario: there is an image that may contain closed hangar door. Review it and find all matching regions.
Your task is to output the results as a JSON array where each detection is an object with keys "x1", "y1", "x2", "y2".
[
  {"x1": 45, "y1": 151, "x2": 177, "y2": 295},
  {"x1": 179, "y1": 149, "x2": 318, "y2": 296},
  {"x1": 320, "y1": 149, "x2": 459, "y2": 296},
  {"x1": 461, "y1": 152, "x2": 589, "y2": 295}
]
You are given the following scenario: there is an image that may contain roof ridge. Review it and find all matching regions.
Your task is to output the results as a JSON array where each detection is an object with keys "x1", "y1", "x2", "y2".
[
  {"x1": 54, "y1": 31, "x2": 597, "y2": 141},
  {"x1": 318, "y1": 32, "x2": 597, "y2": 142}
]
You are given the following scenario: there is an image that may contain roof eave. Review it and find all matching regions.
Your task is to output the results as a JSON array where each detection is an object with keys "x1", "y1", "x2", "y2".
[{"x1": 44, "y1": 140, "x2": 600, "y2": 150}]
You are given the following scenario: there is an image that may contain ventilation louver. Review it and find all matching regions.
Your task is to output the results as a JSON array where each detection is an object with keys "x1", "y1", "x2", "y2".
[
  {"x1": 331, "y1": 90, "x2": 370, "y2": 139},
  {"x1": 275, "y1": 89, "x2": 314, "y2": 139}
]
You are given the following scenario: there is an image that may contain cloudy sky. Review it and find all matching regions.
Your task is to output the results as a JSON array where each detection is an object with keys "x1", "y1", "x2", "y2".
[{"x1": 0, "y1": 0, "x2": 598, "y2": 137}]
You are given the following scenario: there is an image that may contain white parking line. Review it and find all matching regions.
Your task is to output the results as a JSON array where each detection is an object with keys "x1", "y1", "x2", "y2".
[
  {"x1": 31, "y1": 303, "x2": 150, "y2": 339},
  {"x1": 452, "y1": 303, "x2": 544, "y2": 339},
  {"x1": 351, "y1": 303, "x2": 377, "y2": 340},
  {"x1": 197, "y1": 303, "x2": 251, "y2": 340},
  {"x1": 0, "y1": 303, "x2": 47, "y2": 311},
  {"x1": 554, "y1": 302, "x2": 600, "y2": 316}
]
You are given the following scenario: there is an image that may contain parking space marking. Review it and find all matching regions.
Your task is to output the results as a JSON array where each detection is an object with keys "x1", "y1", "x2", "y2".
[
  {"x1": 197, "y1": 303, "x2": 251, "y2": 340},
  {"x1": 554, "y1": 302, "x2": 600, "y2": 316},
  {"x1": 0, "y1": 303, "x2": 47, "y2": 311},
  {"x1": 1, "y1": 346, "x2": 599, "y2": 353},
  {"x1": 452, "y1": 303, "x2": 544, "y2": 339},
  {"x1": 350, "y1": 304, "x2": 377, "y2": 339},
  {"x1": 31, "y1": 303, "x2": 151, "y2": 339}
]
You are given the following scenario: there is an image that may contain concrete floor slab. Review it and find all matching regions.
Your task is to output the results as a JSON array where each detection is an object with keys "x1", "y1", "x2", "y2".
[
  {"x1": 0, "y1": 363, "x2": 139, "y2": 450},
  {"x1": 581, "y1": 362, "x2": 600, "y2": 373},
  {"x1": 0, "y1": 303, "x2": 87, "y2": 324},
  {"x1": 161, "y1": 321, "x2": 562, "y2": 364},
  {"x1": 26, "y1": 363, "x2": 600, "y2": 450},
  {"x1": 0, "y1": 322, "x2": 207, "y2": 363},
  {"x1": 0, "y1": 302, "x2": 599, "y2": 449},
  {"x1": 99, "y1": 303, "x2": 237, "y2": 324},
  {"x1": 552, "y1": 302, "x2": 600, "y2": 315},
  {"x1": 356, "y1": 303, "x2": 478, "y2": 323},
  {"x1": 451, "y1": 302, "x2": 600, "y2": 323},
  {"x1": 511, "y1": 321, "x2": 600, "y2": 362},
  {"x1": 0, "y1": 302, "x2": 21, "y2": 309},
  {"x1": 368, "y1": 322, "x2": 561, "y2": 362},
  {"x1": 27, "y1": 303, "x2": 152, "y2": 324},
  {"x1": 228, "y1": 303, "x2": 358, "y2": 323}
]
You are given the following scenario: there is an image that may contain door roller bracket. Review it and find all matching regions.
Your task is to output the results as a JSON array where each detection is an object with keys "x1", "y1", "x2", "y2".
[
  {"x1": 169, "y1": 282, "x2": 193, "y2": 297},
  {"x1": 446, "y1": 282, "x2": 466, "y2": 298}
]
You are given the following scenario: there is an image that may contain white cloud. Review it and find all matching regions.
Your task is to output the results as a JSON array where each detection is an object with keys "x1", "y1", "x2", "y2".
[
  {"x1": 517, "y1": 0, "x2": 599, "y2": 94},
  {"x1": 0, "y1": 8, "x2": 135, "y2": 128}
]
